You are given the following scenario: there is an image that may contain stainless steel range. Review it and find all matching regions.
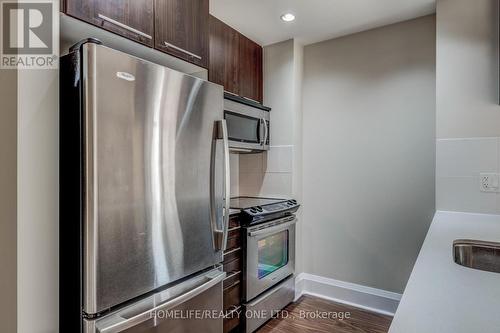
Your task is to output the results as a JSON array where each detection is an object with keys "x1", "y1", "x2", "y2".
[{"x1": 230, "y1": 197, "x2": 300, "y2": 333}]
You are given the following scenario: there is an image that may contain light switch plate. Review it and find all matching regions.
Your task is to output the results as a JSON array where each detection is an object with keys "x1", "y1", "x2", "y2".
[{"x1": 480, "y1": 173, "x2": 499, "y2": 192}]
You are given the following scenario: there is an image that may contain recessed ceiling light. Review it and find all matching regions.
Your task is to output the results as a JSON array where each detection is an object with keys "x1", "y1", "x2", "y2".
[{"x1": 280, "y1": 13, "x2": 295, "y2": 22}]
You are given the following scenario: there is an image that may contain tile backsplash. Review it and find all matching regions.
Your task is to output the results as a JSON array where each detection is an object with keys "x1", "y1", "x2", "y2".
[
  {"x1": 230, "y1": 153, "x2": 239, "y2": 197},
  {"x1": 436, "y1": 137, "x2": 500, "y2": 214},
  {"x1": 238, "y1": 145, "x2": 294, "y2": 197}
]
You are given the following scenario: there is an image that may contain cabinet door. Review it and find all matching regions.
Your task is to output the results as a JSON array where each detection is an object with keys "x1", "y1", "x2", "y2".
[
  {"x1": 239, "y1": 35, "x2": 263, "y2": 103},
  {"x1": 65, "y1": 0, "x2": 154, "y2": 46},
  {"x1": 209, "y1": 15, "x2": 240, "y2": 96},
  {"x1": 155, "y1": 0, "x2": 209, "y2": 68}
]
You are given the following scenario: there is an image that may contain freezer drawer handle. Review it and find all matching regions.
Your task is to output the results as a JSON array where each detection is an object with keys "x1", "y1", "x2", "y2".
[
  {"x1": 97, "y1": 14, "x2": 152, "y2": 40},
  {"x1": 97, "y1": 270, "x2": 226, "y2": 333}
]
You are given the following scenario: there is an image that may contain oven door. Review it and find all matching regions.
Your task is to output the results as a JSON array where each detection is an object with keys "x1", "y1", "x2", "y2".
[
  {"x1": 244, "y1": 216, "x2": 296, "y2": 301},
  {"x1": 224, "y1": 99, "x2": 269, "y2": 152}
]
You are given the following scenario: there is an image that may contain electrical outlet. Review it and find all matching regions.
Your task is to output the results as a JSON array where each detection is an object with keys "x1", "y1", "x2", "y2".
[{"x1": 480, "y1": 173, "x2": 499, "y2": 192}]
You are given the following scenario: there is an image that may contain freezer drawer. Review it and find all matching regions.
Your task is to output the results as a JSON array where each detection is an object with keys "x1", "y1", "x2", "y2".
[
  {"x1": 83, "y1": 268, "x2": 225, "y2": 333},
  {"x1": 243, "y1": 275, "x2": 295, "y2": 333}
]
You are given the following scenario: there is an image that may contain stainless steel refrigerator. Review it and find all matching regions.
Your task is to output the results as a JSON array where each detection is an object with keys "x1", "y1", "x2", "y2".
[{"x1": 60, "y1": 40, "x2": 230, "y2": 333}]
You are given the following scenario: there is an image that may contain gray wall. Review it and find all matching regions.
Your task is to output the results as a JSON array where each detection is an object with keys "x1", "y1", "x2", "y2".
[
  {"x1": 436, "y1": 0, "x2": 500, "y2": 214},
  {"x1": 301, "y1": 15, "x2": 436, "y2": 293},
  {"x1": 0, "y1": 68, "x2": 17, "y2": 333}
]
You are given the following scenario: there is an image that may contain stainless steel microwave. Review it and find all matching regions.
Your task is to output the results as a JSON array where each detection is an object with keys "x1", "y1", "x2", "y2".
[{"x1": 224, "y1": 93, "x2": 270, "y2": 153}]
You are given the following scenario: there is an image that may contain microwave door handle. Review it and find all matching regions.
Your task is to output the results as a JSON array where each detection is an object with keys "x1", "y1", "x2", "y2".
[
  {"x1": 96, "y1": 270, "x2": 226, "y2": 333},
  {"x1": 259, "y1": 118, "x2": 268, "y2": 146},
  {"x1": 263, "y1": 118, "x2": 268, "y2": 146},
  {"x1": 259, "y1": 118, "x2": 267, "y2": 146}
]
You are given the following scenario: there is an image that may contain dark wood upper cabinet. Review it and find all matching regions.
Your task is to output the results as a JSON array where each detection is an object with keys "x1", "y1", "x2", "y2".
[
  {"x1": 65, "y1": 0, "x2": 154, "y2": 47},
  {"x1": 209, "y1": 16, "x2": 240, "y2": 97},
  {"x1": 239, "y1": 35, "x2": 263, "y2": 103},
  {"x1": 154, "y1": 0, "x2": 209, "y2": 68},
  {"x1": 64, "y1": 2, "x2": 261, "y2": 89},
  {"x1": 208, "y1": 15, "x2": 263, "y2": 103}
]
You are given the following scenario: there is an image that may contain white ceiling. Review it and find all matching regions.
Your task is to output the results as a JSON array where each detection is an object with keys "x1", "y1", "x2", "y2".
[{"x1": 210, "y1": 0, "x2": 436, "y2": 46}]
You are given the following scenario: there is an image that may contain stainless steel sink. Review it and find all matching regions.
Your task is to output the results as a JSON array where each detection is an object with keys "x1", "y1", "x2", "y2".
[{"x1": 453, "y1": 239, "x2": 500, "y2": 274}]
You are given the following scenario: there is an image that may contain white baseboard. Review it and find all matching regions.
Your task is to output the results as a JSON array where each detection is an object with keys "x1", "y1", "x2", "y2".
[{"x1": 294, "y1": 273, "x2": 402, "y2": 316}]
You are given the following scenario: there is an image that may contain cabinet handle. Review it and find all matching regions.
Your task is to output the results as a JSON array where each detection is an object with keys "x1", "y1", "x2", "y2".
[
  {"x1": 224, "y1": 270, "x2": 241, "y2": 281},
  {"x1": 163, "y1": 41, "x2": 202, "y2": 60},
  {"x1": 98, "y1": 14, "x2": 152, "y2": 40},
  {"x1": 224, "y1": 90, "x2": 239, "y2": 97},
  {"x1": 243, "y1": 96, "x2": 262, "y2": 104},
  {"x1": 223, "y1": 247, "x2": 241, "y2": 257},
  {"x1": 225, "y1": 305, "x2": 241, "y2": 316}
]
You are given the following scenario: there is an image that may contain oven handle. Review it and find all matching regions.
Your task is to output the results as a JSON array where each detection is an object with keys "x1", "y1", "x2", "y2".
[{"x1": 248, "y1": 217, "x2": 297, "y2": 237}]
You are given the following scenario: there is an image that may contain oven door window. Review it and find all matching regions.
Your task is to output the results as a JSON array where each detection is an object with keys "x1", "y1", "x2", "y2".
[
  {"x1": 225, "y1": 111, "x2": 260, "y2": 143},
  {"x1": 257, "y1": 230, "x2": 289, "y2": 279}
]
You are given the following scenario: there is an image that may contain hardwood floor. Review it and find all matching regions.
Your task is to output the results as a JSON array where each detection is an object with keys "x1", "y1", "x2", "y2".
[{"x1": 256, "y1": 296, "x2": 392, "y2": 333}]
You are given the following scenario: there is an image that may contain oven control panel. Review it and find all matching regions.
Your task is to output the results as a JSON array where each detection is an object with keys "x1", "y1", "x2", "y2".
[
  {"x1": 241, "y1": 200, "x2": 299, "y2": 225},
  {"x1": 244, "y1": 200, "x2": 298, "y2": 215}
]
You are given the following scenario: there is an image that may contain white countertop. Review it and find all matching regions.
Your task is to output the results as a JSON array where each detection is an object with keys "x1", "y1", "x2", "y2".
[{"x1": 389, "y1": 211, "x2": 500, "y2": 333}]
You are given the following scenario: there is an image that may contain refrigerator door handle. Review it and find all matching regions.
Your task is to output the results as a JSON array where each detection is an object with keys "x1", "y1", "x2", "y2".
[
  {"x1": 211, "y1": 120, "x2": 230, "y2": 251},
  {"x1": 96, "y1": 270, "x2": 226, "y2": 333},
  {"x1": 210, "y1": 121, "x2": 222, "y2": 251},
  {"x1": 220, "y1": 119, "x2": 231, "y2": 251}
]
